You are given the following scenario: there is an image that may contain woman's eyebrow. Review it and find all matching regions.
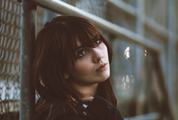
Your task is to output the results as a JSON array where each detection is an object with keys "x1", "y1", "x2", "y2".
[
  {"x1": 74, "y1": 46, "x2": 84, "y2": 51},
  {"x1": 92, "y1": 34, "x2": 101, "y2": 40}
]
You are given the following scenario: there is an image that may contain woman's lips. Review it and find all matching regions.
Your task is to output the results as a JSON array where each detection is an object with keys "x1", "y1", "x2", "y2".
[{"x1": 96, "y1": 63, "x2": 108, "y2": 72}]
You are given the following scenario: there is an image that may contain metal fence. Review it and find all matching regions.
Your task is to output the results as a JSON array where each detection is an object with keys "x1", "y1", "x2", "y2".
[
  {"x1": 0, "y1": 0, "x2": 177, "y2": 120},
  {"x1": 0, "y1": 0, "x2": 21, "y2": 119}
]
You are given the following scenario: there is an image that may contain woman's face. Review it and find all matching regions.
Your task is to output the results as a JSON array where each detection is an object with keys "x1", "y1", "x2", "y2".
[{"x1": 70, "y1": 39, "x2": 110, "y2": 85}]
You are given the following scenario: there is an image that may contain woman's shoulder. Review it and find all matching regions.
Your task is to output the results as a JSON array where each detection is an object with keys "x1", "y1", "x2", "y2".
[
  {"x1": 34, "y1": 99, "x2": 71, "y2": 120},
  {"x1": 86, "y1": 96, "x2": 123, "y2": 120},
  {"x1": 34, "y1": 96, "x2": 123, "y2": 120},
  {"x1": 34, "y1": 99, "x2": 50, "y2": 120}
]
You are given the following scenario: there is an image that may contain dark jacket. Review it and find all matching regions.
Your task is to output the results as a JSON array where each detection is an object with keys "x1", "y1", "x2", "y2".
[{"x1": 34, "y1": 96, "x2": 123, "y2": 120}]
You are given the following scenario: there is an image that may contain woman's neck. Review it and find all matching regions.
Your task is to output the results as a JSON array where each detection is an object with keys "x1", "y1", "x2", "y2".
[{"x1": 71, "y1": 83, "x2": 98, "y2": 101}]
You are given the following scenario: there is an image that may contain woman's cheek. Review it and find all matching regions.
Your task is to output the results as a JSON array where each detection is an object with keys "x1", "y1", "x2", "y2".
[{"x1": 74, "y1": 60, "x2": 93, "y2": 75}]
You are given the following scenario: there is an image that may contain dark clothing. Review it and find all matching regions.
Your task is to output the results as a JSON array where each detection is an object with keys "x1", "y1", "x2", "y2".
[{"x1": 34, "y1": 96, "x2": 123, "y2": 120}]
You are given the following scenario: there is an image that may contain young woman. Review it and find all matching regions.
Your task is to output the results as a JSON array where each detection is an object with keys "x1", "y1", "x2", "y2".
[{"x1": 33, "y1": 15, "x2": 123, "y2": 120}]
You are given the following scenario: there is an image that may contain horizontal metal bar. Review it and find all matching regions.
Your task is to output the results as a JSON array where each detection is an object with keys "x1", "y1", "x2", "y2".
[
  {"x1": 144, "y1": 17, "x2": 169, "y2": 40},
  {"x1": 108, "y1": 0, "x2": 137, "y2": 16},
  {"x1": 33, "y1": 0, "x2": 162, "y2": 52},
  {"x1": 124, "y1": 112, "x2": 160, "y2": 120},
  {"x1": 108, "y1": 0, "x2": 169, "y2": 41}
]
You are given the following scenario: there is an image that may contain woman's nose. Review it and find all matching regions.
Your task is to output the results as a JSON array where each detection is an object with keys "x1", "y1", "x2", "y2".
[{"x1": 92, "y1": 48, "x2": 103, "y2": 63}]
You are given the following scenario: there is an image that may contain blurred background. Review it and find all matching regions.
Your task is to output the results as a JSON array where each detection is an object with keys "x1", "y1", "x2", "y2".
[{"x1": 0, "y1": 0, "x2": 178, "y2": 120}]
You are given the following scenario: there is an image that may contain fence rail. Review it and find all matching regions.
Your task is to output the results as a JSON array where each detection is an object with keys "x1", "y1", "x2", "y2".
[{"x1": 33, "y1": 0, "x2": 162, "y2": 52}]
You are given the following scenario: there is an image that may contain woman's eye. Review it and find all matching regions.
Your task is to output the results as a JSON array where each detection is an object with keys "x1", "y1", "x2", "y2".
[
  {"x1": 94, "y1": 39, "x2": 102, "y2": 46},
  {"x1": 75, "y1": 48, "x2": 87, "y2": 58}
]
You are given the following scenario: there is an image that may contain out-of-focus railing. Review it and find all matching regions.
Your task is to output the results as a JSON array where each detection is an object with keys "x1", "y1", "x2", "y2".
[
  {"x1": 124, "y1": 113, "x2": 159, "y2": 120},
  {"x1": 33, "y1": 0, "x2": 161, "y2": 53}
]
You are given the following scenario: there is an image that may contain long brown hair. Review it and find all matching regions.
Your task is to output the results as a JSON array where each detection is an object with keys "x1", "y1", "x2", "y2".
[{"x1": 32, "y1": 16, "x2": 117, "y2": 106}]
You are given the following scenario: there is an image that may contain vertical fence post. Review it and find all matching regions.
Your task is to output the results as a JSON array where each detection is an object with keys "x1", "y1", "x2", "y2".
[
  {"x1": 167, "y1": 0, "x2": 177, "y2": 120},
  {"x1": 20, "y1": 0, "x2": 36, "y2": 120}
]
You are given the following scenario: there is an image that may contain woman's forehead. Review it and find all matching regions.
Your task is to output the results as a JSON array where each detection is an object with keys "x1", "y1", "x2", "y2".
[
  {"x1": 73, "y1": 40, "x2": 87, "y2": 50},
  {"x1": 72, "y1": 33, "x2": 101, "y2": 49},
  {"x1": 74, "y1": 39, "x2": 90, "y2": 48}
]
